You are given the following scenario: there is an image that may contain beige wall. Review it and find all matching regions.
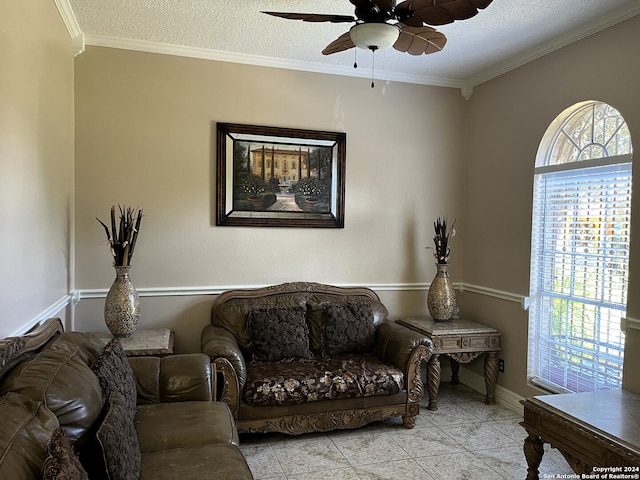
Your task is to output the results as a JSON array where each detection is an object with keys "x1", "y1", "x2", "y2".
[
  {"x1": 0, "y1": 1, "x2": 74, "y2": 337},
  {"x1": 5, "y1": 2, "x2": 639, "y2": 398},
  {"x1": 73, "y1": 47, "x2": 466, "y2": 351},
  {"x1": 462, "y1": 14, "x2": 640, "y2": 396}
]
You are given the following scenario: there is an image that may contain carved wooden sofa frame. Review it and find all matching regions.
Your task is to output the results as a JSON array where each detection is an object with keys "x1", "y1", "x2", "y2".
[{"x1": 201, "y1": 282, "x2": 432, "y2": 435}]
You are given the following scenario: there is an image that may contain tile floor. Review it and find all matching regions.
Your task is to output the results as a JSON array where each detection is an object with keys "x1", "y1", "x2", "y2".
[{"x1": 239, "y1": 383, "x2": 575, "y2": 480}]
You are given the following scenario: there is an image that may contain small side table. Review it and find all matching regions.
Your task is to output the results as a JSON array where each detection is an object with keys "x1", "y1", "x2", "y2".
[
  {"x1": 92, "y1": 329, "x2": 175, "y2": 357},
  {"x1": 397, "y1": 316, "x2": 501, "y2": 410}
]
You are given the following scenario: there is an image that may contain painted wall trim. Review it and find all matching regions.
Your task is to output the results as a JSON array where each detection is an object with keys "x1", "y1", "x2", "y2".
[
  {"x1": 10, "y1": 293, "x2": 74, "y2": 337},
  {"x1": 77, "y1": 282, "x2": 432, "y2": 299},
  {"x1": 621, "y1": 316, "x2": 640, "y2": 332},
  {"x1": 468, "y1": 2, "x2": 640, "y2": 87},
  {"x1": 57, "y1": 3, "x2": 640, "y2": 89},
  {"x1": 10, "y1": 282, "x2": 529, "y2": 337},
  {"x1": 82, "y1": 34, "x2": 465, "y2": 89},
  {"x1": 53, "y1": 0, "x2": 85, "y2": 55},
  {"x1": 459, "y1": 283, "x2": 529, "y2": 310},
  {"x1": 75, "y1": 281, "x2": 528, "y2": 302},
  {"x1": 460, "y1": 368, "x2": 524, "y2": 415}
]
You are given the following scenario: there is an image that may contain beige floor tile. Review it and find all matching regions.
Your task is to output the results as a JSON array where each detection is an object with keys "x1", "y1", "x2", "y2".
[
  {"x1": 415, "y1": 451, "x2": 504, "y2": 480},
  {"x1": 239, "y1": 384, "x2": 581, "y2": 479},
  {"x1": 385, "y1": 425, "x2": 467, "y2": 458},
  {"x1": 355, "y1": 458, "x2": 435, "y2": 480},
  {"x1": 240, "y1": 444, "x2": 284, "y2": 480},
  {"x1": 439, "y1": 422, "x2": 519, "y2": 451},
  {"x1": 286, "y1": 467, "x2": 361, "y2": 480},
  {"x1": 330, "y1": 429, "x2": 409, "y2": 466},
  {"x1": 421, "y1": 401, "x2": 484, "y2": 426},
  {"x1": 272, "y1": 436, "x2": 350, "y2": 476}
]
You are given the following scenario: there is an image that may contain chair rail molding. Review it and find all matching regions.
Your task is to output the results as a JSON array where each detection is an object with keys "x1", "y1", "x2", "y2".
[
  {"x1": 458, "y1": 283, "x2": 529, "y2": 310},
  {"x1": 74, "y1": 282, "x2": 527, "y2": 306},
  {"x1": 10, "y1": 293, "x2": 75, "y2": 337}
]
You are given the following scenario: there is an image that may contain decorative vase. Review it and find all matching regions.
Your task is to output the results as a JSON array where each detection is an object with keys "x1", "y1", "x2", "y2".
[
  {"x1": 427, "y1": 263, "x2": 456, "y2": 321},
  {"x1": 304, "y1": 197, "x2": 320, "y2": 212},
  {"x1": 248, "y1": 196, "x2": 263, "y2": 210},
  {"x1": 104, "y1": 266, "x2": 140, "y2": 337}
]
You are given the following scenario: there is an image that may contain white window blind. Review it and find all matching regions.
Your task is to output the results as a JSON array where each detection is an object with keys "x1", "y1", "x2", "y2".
[{"x1": 528, "y1": 161, "x2": 631, "y2": 393}]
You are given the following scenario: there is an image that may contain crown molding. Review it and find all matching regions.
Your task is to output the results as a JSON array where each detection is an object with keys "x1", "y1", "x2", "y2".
[
  {"x1": 83, "y1": 34, "x2": 464, "y2": 89},
  {"x1": 468, "y1": 2, "x2": 640, "y2": 87},
  {"x1": 53, "y1": 0, "x2": 85, "y2": 56},
  {"x1": 61, "y1": 2, "x2": 640, "y2": 90}
]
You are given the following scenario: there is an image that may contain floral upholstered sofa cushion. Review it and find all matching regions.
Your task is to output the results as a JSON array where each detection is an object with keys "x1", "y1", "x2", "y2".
[{"x1": 244, "y1": 354, "x2": 403, "y2": 406}]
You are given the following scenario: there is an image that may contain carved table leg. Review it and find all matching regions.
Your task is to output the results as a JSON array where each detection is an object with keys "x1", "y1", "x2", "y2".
[
  {"x1": 427, "y1": 354, "x2": 441, "y2": 411},
  {"x1": 523, "y1": 432, "x2": 544, "y2": 480},
  {"x1": 484, "y1": 351, "x2": 498, "y2": 405},
  {"x1": 449, "y1": 356, "x2": 460, "y2": 385}
]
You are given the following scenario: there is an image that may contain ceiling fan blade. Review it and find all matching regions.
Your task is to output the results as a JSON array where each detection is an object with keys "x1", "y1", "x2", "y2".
[
  {"x1": 394, "y1": 25, "x2": 447, "y2": 55},
  {"x1": 322, "y1": 32, "x2": 355, "y2": 55},
  {"x1": 262, "y1": 11, "x2": 355, "y2": 23},
  {"x1": 472, "y1": 0, "x2": 494, "y2": 8},
  {"x1": 394, "y1": 2, "x2": 424, "y2": 27},
  {"x1": 349, "y1": 0, "x2": 394, "y2": 11},
  {"x1": 401, "y1": 0, "x2": 493, "y2": 26}
]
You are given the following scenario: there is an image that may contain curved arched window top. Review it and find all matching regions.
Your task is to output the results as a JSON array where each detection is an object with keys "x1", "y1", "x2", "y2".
[{"x1": 536, "y1": 101, "x2": 632, "y2": 170}]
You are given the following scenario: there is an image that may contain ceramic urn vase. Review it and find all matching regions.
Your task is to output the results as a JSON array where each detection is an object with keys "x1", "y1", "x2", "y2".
[
  {"x1": 104, "y1": 265, "x2": 140, "y2": 337},
  {"x1": 427, "y1": 263, "x2": 456, "y2": 321}
]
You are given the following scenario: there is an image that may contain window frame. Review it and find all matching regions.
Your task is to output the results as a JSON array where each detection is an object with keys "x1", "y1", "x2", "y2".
[{"x1": 527, "y1": 101, "x2": 633, "y2": 394}]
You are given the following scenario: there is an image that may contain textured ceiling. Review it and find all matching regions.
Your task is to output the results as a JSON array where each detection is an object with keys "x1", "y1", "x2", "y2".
[{"x1": 68, "y1": 0, "x2": 640, "y2": 88}]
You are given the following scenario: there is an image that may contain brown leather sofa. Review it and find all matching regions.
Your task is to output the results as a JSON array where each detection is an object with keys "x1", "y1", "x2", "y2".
[
  {"x1": 201, "y1": 282, "x2": 433, "y2": 435},
  {"x1": 0, "y1": 318, "x2": 253, "y2": 480}
]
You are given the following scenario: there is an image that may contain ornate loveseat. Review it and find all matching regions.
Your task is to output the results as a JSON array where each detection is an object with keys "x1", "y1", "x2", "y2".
[
  {"x1": 0, "y1": 318, "x2": 253, "y2": 480},
  {"x1": 201, "y1": 282, "x2": 432, "y2": 435}
]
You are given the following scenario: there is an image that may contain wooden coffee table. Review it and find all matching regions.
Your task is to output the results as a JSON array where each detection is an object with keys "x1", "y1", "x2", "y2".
[
  {"x1": 397, "y1": 316, "x2": 501, "y2": 410},
  {"x1": 521, "y1": 390, "x2": 640, "y2": 479}
]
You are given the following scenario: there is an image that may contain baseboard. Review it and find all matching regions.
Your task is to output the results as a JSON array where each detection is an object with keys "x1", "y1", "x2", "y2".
[{"x1": 459, "y1": 367, "x2": 524, "y2": 415}]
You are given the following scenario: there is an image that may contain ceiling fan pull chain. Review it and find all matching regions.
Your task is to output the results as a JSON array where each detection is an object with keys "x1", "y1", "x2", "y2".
[
  {"x1": 370, "y1": 46, "x2": 377, "y2": 88},
  {"x1": 353, "y1": 28, "x2": 358, "y2": 69}
]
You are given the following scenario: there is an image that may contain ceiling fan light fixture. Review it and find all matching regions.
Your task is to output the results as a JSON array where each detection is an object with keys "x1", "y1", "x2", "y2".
[{"x1": 349, "y1": 23, "x2": 400, "y2": 51}]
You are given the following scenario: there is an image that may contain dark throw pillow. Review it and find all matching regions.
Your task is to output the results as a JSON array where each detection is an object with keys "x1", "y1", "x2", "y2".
[
  {"x1": 96, "y1": 392, "x2": 141, "y2": 480},
  {"x1": 42, "y1": 427, "x2": 89, "y2": 480},
  {"x1": 248, "y1": 307, "x2": 312, "y2": 362},
  {"x1": 92, "y1": 338, "x2": 137, "y2": 419},
  {"x1": 322, "y1": 302, "x2": 376, "y2": 357}
]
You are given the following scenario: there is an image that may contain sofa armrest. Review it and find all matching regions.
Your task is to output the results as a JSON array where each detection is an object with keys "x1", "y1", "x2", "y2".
[
  {"x1": 128, "y1": 353, "x2": 213, "y2": 404},
  {"x1": 201, "y1": 325, "x2": 245, "y2": 419},
  {"x1": 376, "y1": 321, "x2": 432, "y2": 420},
  {"x1": 375, "y1": 321, "x2": 432, "y2": 372},
  {"x1": 201, "y1": 325, "x2": 247, "y2": 390}
]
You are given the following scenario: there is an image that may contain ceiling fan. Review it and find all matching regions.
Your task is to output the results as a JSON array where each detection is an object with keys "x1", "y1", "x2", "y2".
[{"x1": 262, "y1": 0, "x2": 493, "y2": 59}]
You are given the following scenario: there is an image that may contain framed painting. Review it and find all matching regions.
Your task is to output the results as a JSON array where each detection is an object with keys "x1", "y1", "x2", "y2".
[{"x1": 216, "y1": 123, "x2": 346, "y2": 228}]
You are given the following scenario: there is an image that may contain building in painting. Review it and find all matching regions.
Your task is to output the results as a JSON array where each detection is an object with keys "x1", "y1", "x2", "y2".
[{"x1": 250, "y1": 146, "x2": 312, "y2": 186}]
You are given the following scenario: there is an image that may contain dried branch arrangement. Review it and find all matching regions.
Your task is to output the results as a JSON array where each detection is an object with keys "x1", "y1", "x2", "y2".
[
  {"x1": 430, "y1": 216, "x2": 456, "y2": 264},
  {"x1": 97, "y1": 205, "x2": 143, "y2": 267}
]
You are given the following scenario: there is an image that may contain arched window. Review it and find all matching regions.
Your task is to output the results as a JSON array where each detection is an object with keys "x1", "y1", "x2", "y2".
[{"x1": 528, "y1": 101, "x2": 633, "y2": 393}]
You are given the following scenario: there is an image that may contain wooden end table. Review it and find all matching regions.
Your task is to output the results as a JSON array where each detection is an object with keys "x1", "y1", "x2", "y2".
[
  {"x1": 92, "y1": 328, "x2": 175, "y2": 357},
  {"x1": 521, "y1": 390, "x2": 640, "y2": 479},
  {"x1": 397, "y1": 316, "x2": 501, "y2": 410}
]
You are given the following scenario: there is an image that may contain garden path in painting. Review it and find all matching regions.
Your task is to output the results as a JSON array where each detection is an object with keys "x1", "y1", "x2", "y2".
[{"x1": 266, "y1": 192, "x2": 302, "y2": 212}]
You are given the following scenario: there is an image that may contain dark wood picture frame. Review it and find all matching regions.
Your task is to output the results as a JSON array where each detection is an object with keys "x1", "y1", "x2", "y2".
[{"x1": 216, "y1": 123, "x2": 346, "y2": 228}]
